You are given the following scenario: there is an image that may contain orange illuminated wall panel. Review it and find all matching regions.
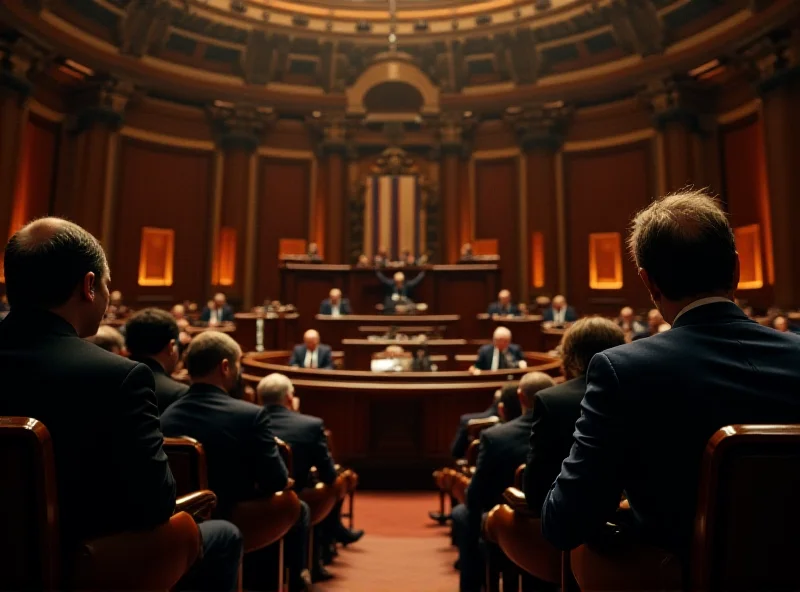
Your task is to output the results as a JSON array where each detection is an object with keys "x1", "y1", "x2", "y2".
[
  {"x1": 212, "y1": 226, "x2": 236, "y2": 286},
  {"x1": 531, "y1": 232, "x2": 544, "y2": 289},
  {"x1": 589, "y1": 232, "x2": 623, "y2": 290},
  {"x1": 734, "y1": 224, "x2": 763, "y2": 290},
  {"x1": 138, "y1": 227, "x2": 174, "y2": 286}
]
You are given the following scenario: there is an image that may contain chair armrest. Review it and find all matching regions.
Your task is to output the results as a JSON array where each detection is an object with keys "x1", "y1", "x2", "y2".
[
  {"x1": 502, "y1": 487, "x2": 535, "y2": 517},
  {"x1": 175, "y1": 490, "x2": 217, "y2": 520}
]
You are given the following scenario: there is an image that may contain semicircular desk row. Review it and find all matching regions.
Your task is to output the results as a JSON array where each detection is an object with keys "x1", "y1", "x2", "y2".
[{"x1": 243, "y1": 351, "x2": 562, "y2": 488}]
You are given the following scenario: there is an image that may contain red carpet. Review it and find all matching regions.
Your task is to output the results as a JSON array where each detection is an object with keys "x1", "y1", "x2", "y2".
[{"x1": 317, "y1": 492, "x2": 458, "y2": 592}]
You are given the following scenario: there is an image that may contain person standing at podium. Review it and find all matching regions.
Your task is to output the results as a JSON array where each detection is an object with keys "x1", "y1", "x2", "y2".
[
  {"x1": 289, "y1": 329, "x2": 334, "y2": 370},
  {"x1": 376, "y1": 270, "x2": 425, "y2": 312},
  {"x1": 319, "y1": 288, "x2": 351, "y2": 317},
  {"x1": 472, "y1": 327, "x2": 526, "y2": 373}
]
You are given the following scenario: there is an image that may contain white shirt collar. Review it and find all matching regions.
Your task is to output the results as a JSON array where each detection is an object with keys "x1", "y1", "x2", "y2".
[{"x1": 673, "y1": 297, "x2": 733, "y2": 324}]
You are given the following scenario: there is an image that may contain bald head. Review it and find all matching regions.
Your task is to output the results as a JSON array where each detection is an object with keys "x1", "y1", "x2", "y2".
[
  {"x1": 393, "y1": 272, "x2": 405, "y2": 286},
  {"x1": 774, "y1": 316, "x2": 789, "y2": 333},
  {"x1": 552, "y1": 295, "x2": 567, "y2": 311},
  {"x1": 329, "y1": 288, "x2": 342, "y2": 304},
  {"x1": 4, "y1": 217, "x2": 109, "y2": 336},
  {"x1": 493, "y1": 326, "x2": 512, "y2": 350},
  {"x1": 304, "y1": 329, "x2": 321, "y2": 351},
  {"x1": 213, "y1": 292, "x2": 227, "y2": 307},
  {"x1": 517, "y1": 371, "x2": 556, "y2": 410},
  {"x1": 498, "y1": 290, "x2": 511, "y2": 305}
]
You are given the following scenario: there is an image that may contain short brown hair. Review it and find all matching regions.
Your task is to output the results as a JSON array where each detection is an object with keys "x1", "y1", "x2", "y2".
[
  {"x1": 628, "y1": 190, "x2": 736, "y2": 301},
  {"x1": 561, "y1": 317, "x2": 625, "y2": 378},
  {"x1": 86, "y1": 325, "x2": 125, "y2": 353},
  {"x1": 186, "y1": 331, "x2": 241, "y2": 378}
]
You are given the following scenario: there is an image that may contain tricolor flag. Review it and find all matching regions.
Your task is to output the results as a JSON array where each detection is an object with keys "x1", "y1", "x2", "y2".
[{"x1": 363, "y1": 175, "x2": 426, "y2": 259}]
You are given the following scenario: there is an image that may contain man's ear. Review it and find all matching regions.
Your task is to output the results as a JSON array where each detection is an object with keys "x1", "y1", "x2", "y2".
[
  {"x1": 517, "y1": 389, "x2": 526, "y2": 408},
  {"x1": 497, "y1": 402, "x2": 506, "y2": 422},
  {"x1": 82, "y1": 272, "x2": 97, "y2": 303},
  {"x1": 638, "y1": 268, "x2": 661, "y2": 303},
  {"x1": 220, "y1": 358, "x2": 230, "y2": 376},
  {"x1": 732, "y1": 252, "x2": 741, "y2": 292}
]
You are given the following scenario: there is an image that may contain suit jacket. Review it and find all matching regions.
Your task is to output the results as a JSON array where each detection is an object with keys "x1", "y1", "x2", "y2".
[
  {"x1": 542, "y1": 306, "x2": 578, "y2": 323},
  {"x1": 200, "y1": 304, "x2": 235, "y2": 323},
  {"x1": 542, "y1": 301, "x2": 800, "y2": 555},
  {"x1": 265, "y1": 405, "x2": 336, "y2": 491},
  {"x1": 319, "y1": 298, "x2": 352, "y2": 316},
  {"x1": 487, "y1": 302, "x2": 520, "y2": 316},
  {"x1": 376, "y1": 270, "x2": 426, "y2": 298},
  {"x1": 523, "y1": 376, "x2": 586, "y2": 514},
  {"x1": 136, "y1": 357, "x2": 189, "y2": 415},
  {"x1": 0, "y1": 310, "x2": 175, "y2": 548},
  {"x1": 160, "y1": 383, "x2": 289, "y2": 516},
  {"x1": 289, "y1": 344, "x2": 334, "y2": 370},
  {"x1": 466, "y1": 411, "x2": 535, "y2": 514},
  {"x1": 474, "y1": 343, "x2": 524, "y2": 371},
  {"x1": 450, "y1": 400, "x2": 500, "y2": 459}
]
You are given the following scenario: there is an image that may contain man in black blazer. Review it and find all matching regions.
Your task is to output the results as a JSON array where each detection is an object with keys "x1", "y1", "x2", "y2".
[
  {"x1": 542, "y1": 191, "x2": 800, "y2": 562},
  {"x1": 487, "y1": 289, "x2": 520, "y2": 317},
  {"x1": 523, "y1": 317, "x2": 625, "y2": 512},
  {"x1": 0, "y1": 218, "x2": 242, "y2": 592},
  {"x1": 319, "y1": 288, "x2": 352, "y2": 316},
  {"x1": 472, "y1": 326, "x2": 526, "y2": 372},
  {"x1": 542, "y1": 294, "x2": 578, "y2": 325},
  {"x1": 160, "y1": 331, "x2": 312, "y2": 592},
  {"x1": 289, "y1": 329, "x2": 334, "y2": 369},
  {"x1": 452, "y1": 372, "x2": 556, "y2": 592},
  {"x1": 125, "y1": 307, "x2": 189, "y2": 414},
  {"x1": 200, "y1": 292, "x2": 235, "y2": 324},
  {"x1": 376, "y1": 269, "x2": 425, "y2": 311}
]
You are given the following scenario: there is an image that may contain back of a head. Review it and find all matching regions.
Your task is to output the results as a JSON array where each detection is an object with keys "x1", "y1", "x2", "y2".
[
  {"x1": 125, "y1": 308, "x2": 179, "y2": 359},
  {"x1": 258, "y1": 373, "x2": 293, "y2": 406},
  {"x1": 186, "y1": 331, "x2": 240, "y2": 379},
  {"x1": 518, "y1": 371, "x2": 556, "y2": 408},
  {"x1": 561, "y1": 317, "x2": 626, "y2": 379},
  {"x1": 86, "y1": 325, "x2": 125, "y2": 354},
  {"x1": 4, "y1": 218, "x2": 107, "y2": 311},
  {"x1": 629, "y1": 190, "x2": 736, "y2": 301},
  {"x1": 499, "y1": 382, "x2": 522, "y2": 421}
]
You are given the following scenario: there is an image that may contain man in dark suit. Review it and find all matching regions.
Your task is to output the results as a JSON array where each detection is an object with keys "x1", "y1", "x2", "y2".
[
  {"x1": 0, "y1": 218, "x2": 242, "y2": 592},
  {"x1": 289, "y1": 329, "x2": 334, "y2": 369},
  {"x1": 160, "y1": 331, "x2": 312, "y2": 592},
  {"x1": 473, "y1": 326, "x2": 526, "y2": 372},
  {"x1": 258, "y1": 373, "x2": 364, "y2": 581},
  {"x1": 124, "y1": 307, "x2": 189, "y2": 414},
  {"x1": 542, "y1": 294, "x2": 578, "y2": 325},
  {"x1": 200, "y1": 292, "x2": 235, "y2": 324},
  {"x1": 319, "y1": 288, "x2": 352, "y2": 317},
  {"x1": 452, "y1": 372, "x2": 556, "y2": 592},
  {"x1": 376, "y1": 269, "x2": 425, "y2": 312},
  {"x1": 487, "y1": 289, "x2": 520, "y2": 317},
  {"x1": 542, "y1": 191, "x2": 800, "y2": 562},
  {"x1": 523, "y1": 317, "x2": 625, "y2": 512},
  {"x1": 449, "y1": 393, "x2": 500, "y2": 460},
  {"x1": 631, "y1": 307, "x2": 667, "y2": 340}
]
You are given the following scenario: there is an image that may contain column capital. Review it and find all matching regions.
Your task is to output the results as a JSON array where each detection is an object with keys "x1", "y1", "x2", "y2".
[
  {"x1": 743, "y1": 30, "x2": 800, "y2": 95},
  {"x1": 68, "y1": 77, "x2": 137, "y2": 132},
  {"x1": 307, "y1": 113, "x2": 357, "y2": 156},
  {"x1": 641, "y1": 76, "x2": 708, "y2": 131},
  {"x1": 505, "y1": 103, "x2": 572, "y2": 152},
  {"x1": 435, "y1": 112, "x2": 475, "y2": 158},
  {"x1": 0, "y1": 38, "x2": 47, "y2": 100},
  {"x1": 208, "y1": 102, "x2": 275, "y2": 152}
]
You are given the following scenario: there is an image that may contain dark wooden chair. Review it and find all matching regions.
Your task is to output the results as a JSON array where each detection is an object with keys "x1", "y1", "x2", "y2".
[
  {"x1": 0, "y1": 417, "x2": 211, "y2": 591},
  {"x1": 325, "y1": 428, "x2": 358, "y2": 529}
]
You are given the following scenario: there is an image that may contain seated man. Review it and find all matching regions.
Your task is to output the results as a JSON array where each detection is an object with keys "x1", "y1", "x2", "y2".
[
  {"x1": 773, "y1": 315, "x2": 800, "y2": 334},
  {"x1": 259, "y1": 373, "x2": 364, "y2": 581},
  {"x1": 289, "y1": 329, "x2": 334, "y2": 370},
  {"x1": 473, "y1": 327, "x2": 526, "y2": 372},
  {"x1": 85, "y1": 324, "x2": 126, "y2": 355},
  {"x1": 616, "y1": 306, "x2": 645, "y2": 336},
  {"x1": 125, "y1": 308, "x2": 189, "y2": 415},
  {"x1": 319, "y1": 288, "x2": 351, "y2": 317},
  {"x1": 449, "y1": 390, "x2": 501, "y2": 461},
  {"x1": 452, "y1": 372, "x2": 556, "y2": 592},
  {"x1": 459, "y1": 242, "x2": 474, "y2": 263},
  {"x1": 0, "y1": 218, "x2": 242, "y2": 592},
  {"x1": 306, "y1": 242, "x2": 322, "y2": 263},
  {"x1": 542, "y1": 294, "x2": 577, "y2": 325},
  {"x1": 104, "y1": 289, "x2": 130, "y2": 320},
  {"x1": 523, "y1": 317, "x2": 626, "y2": 512},
  {"x1": 632, "y1": 308, "x2": 666, "y2": 340},
  {"x1": 487, "y1": 289, "x2": 520, "y2": 317},
  {"x1": 161, "y1": 332, "x2": 311, "y2": 592},
  {"x1": 201, "y1": 292, "x2": 235, "y2": 325},
  {"x1": 376, "y1": 269, "x2": 425, "y2": 312},
  {"x1": 541, "y1": 190, "x2": 800, "y2": 561}
]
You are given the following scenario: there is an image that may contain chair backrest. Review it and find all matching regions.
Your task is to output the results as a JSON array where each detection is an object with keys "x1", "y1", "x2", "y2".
[
  {"x1": 465, "y1": 439, "x2": 481, "y2": 467},
  {"x1": 514, "y1": 464, "x2": 525, "y2": 489},
  {"x1": 466, "y1": 416, "x2": 500, "y2": 441},
  {"x1": 276, "y1": 437, "x2": 293, "y2": 474},
  {"x1": 691, "y1": 425, "x2": 800, "y2": 591},
  {"x1": 324, "y1": 428, "x2": 336, "y2": 460},
  {"x1": 0, "y1": 417, "x2": 60, "y2": 589},
  {"x1": 162, "y1": 436, "x2": 209, "y2": 497}
]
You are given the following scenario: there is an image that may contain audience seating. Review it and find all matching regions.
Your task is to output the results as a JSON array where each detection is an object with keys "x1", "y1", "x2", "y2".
[
  {"x1": 324, "y1": 428, "x2": 358, "y2": 529},
  {"x1": 0, "y1": 417, "x2": 211, "y2": 591}
]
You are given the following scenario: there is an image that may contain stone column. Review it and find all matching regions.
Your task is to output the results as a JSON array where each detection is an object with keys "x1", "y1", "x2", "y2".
[
  {"x1": 439, "y1": 116, "x2": 464, "y2": 264},
  {"x1": 753, "y1": 32, "x2": 800, "y2": 308},
  {"x1": 321, "y1": 119, "x2": 348, "y2": 264}
]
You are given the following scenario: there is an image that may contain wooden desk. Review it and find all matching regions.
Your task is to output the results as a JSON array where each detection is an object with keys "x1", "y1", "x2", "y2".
[
  {"x1": 281, "y1": 264, "x2": 500, "y2": 339},
  {"x1": 541, "y1": 326, "x2": 567, "y2": 351},
  {"x1": 476, "y1": 314, "x2": 545, "y2": 351},
  {"x1": 315, "y1": 314, "x2": 460, "y2": 350},
  {"x1": 231, "y1": 313, "x2": 299, "y2": 353},
  {"x1": 340, "y1": 338, "x2": 472, "y2": 371}
]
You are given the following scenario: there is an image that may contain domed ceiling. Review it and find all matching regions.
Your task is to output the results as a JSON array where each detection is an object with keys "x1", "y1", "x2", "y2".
[{"x1": 0, "y1": 0, "x2": 797, "y2": 112}]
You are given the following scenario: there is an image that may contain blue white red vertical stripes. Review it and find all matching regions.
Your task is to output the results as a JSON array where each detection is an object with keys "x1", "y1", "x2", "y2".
[{"x1": 363, "y1": 175, "x2": 425, "y2": 259}]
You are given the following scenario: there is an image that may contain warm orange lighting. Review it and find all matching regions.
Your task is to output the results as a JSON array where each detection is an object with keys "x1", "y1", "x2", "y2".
[
  {"x1": 212, "y1": 226, "x2": 237, "y2": 286},
  {"x1": 472, "y1": 239, "x2": 498, "y2": 256},
  {"x1": 589, "y1": 232, "x2": 623, "y2": 290},
  {"x1": 138, "y1": 227, "x2": 174, "y2": 287},
  {"x1": 279, "y1": 238, "x2": 308, "y2": 258},
  {"x1": 531, "y1": 232, "x2": 544, "y2": 289},
  {"x1": 735, "y1": 224, "x2": 764, "y2": 290}
]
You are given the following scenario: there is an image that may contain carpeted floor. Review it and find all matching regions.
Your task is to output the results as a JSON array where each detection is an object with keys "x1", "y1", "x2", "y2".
[{"x1": 317, "y1": 492, "x2": 458, "y2": 592}]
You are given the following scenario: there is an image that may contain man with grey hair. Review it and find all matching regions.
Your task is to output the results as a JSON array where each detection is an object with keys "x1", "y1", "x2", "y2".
[
  {"x1": 289, "y1": 328, "x2": 334, "y2": 370},
  {"x1": 487, "y1": 289, "x2": 520, "y2": 317},
  {"x1": 543, "y1": 294, "x2": 577, "y2": 325},
  {"x1": 319, "y1": 288, "x2": 352, "y2": 316},
  {"x1": 453, "y1": 372, "x2": 556, "y2": 591},
  {"x1": 473, "y1": 326, "x2": 526, "y2": 372},
  {"x1": 542, "y1": 190, "x2": 800, "y2": 562}
]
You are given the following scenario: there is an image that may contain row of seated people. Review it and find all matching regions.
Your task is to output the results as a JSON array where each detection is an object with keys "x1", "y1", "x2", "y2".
[
  {"x1": 433, "y1": 190, "x2": 800, "y2": 591},
  {"x1": 0, "y1": 217, "x2": 361, "y2": 591}
]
